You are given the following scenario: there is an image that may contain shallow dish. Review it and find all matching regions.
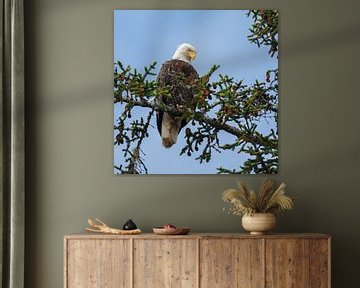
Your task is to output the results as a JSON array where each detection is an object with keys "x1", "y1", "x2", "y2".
[{"x1": 153, "y1": 227, "x2": 190, "y2": 235}]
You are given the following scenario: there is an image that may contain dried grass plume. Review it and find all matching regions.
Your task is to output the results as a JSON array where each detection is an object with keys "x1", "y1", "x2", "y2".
[{"x1": 222, "y1": 179, "x2": 294, "y2": 216}]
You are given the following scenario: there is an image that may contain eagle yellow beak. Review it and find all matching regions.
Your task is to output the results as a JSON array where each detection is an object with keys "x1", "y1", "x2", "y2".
[{"x1": 188, "y1": 50, "x2": 196, "y2": 61}]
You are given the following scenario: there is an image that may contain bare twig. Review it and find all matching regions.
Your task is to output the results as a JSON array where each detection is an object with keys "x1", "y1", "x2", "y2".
[{"x1": 86, "y1": 218, "x2": 142, "y2": 235}]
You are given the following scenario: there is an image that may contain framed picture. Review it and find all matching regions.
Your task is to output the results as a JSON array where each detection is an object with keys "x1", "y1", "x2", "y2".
[{"x1": 114, "y1": 10, "x2": 278, "y2": 174}]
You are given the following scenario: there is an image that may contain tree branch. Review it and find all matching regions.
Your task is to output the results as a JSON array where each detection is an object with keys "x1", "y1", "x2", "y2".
[{"x1": 115, "y1": 94, "x2": 275, "y2": 149}]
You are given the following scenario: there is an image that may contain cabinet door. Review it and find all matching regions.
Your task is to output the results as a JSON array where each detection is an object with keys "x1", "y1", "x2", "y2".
[
  {"x1": 265, "y1": 239, "x2": 329, "y2": 288},
  {"x1": 134, "y1": 239, "x2": 198, "y2": 288},
  {"x1": 309, "y1": 239, "x2": 330, "y2": 288},
  {"x1": 266, "y1": 239, "x2": 309, "y2": 288},
  {"x1": 65, "y1": 239, "x2": 131, "y2": 288},
  {"x1": 200, "y1": 239, "x2": 264, "y2": 288}
]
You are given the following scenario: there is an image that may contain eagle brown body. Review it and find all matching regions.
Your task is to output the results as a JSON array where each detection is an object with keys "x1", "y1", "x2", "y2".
[{"x1": 156, "y1": 59, "x2": 198, "y2": 148}]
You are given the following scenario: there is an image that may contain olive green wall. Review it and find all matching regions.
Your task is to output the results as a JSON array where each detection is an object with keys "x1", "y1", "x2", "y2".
[{"x1": 24, "y1": 0, "x2": 360, "y2": 287}]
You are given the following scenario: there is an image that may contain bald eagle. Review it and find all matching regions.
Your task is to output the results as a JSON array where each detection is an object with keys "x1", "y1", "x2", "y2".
[{"x1": 156, "y1": 43, "x2": 198, "y2": 148}]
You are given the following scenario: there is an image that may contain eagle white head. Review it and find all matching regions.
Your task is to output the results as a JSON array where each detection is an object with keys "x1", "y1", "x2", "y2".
[{"x1": 172, "y1": 43, "x2": 197, "y2": 63}]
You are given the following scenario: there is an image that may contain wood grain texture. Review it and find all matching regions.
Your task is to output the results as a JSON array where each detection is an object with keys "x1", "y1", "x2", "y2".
[
  {"x1": 66, "y1": 239, "x2": 131, "y2": 288},
  {"x1": 65, "y1": 233, "x2": 330, "y2": 240},
  {"x1": 200, "y1": 239, "x2": 264, "y2": 288},
  {"x1": 265, "y1": 239, "x2": 310, "y2": 288},
  {"x1": 133, "y1": 239, "x2": 197, "y2": 288},
  {"x1": 64, "y1": 234, "x2": 330, "y2": 288},
  {"x1": 310, "y1": 239, "x2": 330, "y2": 288}
]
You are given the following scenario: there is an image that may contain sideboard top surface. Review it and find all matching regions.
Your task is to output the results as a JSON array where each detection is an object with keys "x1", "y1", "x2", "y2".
[{"x1": 64, "y1": 232, "x2": 330, "y2": 240}]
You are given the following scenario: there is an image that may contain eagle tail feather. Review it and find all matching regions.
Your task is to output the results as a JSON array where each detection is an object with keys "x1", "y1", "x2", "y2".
[{"x1": 161, "y1": 113, "x2": 181, "y2": 148}]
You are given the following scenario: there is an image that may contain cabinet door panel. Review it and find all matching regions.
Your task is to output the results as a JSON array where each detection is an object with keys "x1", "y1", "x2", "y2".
[
  {"x1": 265, "y1": 239, "x2": 310, "y2": 288},
  {"x1": 134, "y1": 239, "x2": 198, "y2": 288},
  {"x1": 310, "y1": 239, "x2": 330, "y2": 288},
  {"x1": 66, "y1": 239, "x2": 131, "y2": 288},
  {"x1": 200, "y1": 239, "x2": 264, "y2": 288}
]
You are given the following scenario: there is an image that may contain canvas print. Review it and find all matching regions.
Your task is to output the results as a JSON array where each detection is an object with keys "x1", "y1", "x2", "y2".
[{"x1": 114, "y1": 10, "x2": 278, "y2": 174}]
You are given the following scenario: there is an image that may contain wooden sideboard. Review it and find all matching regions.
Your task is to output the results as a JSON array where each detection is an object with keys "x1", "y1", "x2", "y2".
[{"x1": 64, "y1": 233, "x2": 330, "y2": 288}]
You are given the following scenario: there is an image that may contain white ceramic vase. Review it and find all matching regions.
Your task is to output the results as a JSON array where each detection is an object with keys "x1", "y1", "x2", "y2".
[{"x1": 242, "y1": 213, "x2": 276, "y2": 235}]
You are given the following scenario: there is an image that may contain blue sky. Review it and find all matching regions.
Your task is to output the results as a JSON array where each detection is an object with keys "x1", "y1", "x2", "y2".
[{"x1": 114, "y1": 10, "x2": 278, "y2": 174}]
